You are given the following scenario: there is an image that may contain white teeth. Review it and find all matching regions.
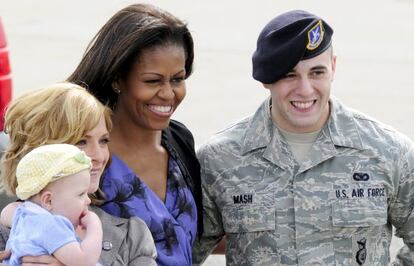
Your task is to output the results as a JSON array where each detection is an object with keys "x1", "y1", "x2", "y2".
[
  {"x1": 292, "y1": 101, "x2": 314, "y2": 109},
  {"x1": 149, "y1": 105, "x2": 172, "y2": 113}
]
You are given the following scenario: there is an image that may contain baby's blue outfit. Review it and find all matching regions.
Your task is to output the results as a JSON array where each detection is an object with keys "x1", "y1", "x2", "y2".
[{"x1": 3, "y1": 201, "x2": 77, "y2": 265}]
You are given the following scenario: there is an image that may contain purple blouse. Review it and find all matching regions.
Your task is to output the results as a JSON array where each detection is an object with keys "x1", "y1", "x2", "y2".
[{"x1": 100, "y1": 154, "x2": 197, "y2": 266}]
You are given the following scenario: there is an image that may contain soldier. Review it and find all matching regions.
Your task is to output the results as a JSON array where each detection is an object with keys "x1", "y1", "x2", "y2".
[{"x1": 193, "y1": 9, "x2": 414, "y2": 266}]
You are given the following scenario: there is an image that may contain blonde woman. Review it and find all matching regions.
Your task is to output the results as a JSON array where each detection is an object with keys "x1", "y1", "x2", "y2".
[{"x1": 0, "y1": 82, "x2": 156, "y2": 266}]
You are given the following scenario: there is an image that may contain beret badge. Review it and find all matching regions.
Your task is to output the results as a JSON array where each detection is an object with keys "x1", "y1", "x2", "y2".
[{"x1": 306, "y1": 20, "x2": 325, "y2": 51}]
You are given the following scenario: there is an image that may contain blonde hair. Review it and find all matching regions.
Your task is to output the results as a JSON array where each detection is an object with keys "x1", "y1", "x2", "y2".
[{"x1": 1, "y1": 82, "x2": 112, "y2": 205}]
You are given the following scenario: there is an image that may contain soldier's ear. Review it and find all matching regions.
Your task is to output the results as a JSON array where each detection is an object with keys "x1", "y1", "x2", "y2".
[
  {"x1": 331, "y1": 54, "x2": 337, "y2": 82},
  {"x1": 262, "y1": 83, "x2": 272, "y2": 90}
]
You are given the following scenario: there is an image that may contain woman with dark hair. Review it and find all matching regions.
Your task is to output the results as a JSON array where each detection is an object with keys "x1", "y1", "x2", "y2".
[{"x1": 68, "y1": 4, "x2": 201, "y2": 266}]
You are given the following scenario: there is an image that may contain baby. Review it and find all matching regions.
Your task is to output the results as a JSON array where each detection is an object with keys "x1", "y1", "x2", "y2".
[{"x1": 1, "y1": 144, "x2": 102, "y2": 266}]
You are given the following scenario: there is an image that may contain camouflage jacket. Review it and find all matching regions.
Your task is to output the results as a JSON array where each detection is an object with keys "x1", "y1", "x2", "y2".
[{"x1": 193, "y1": 97, "x2": 414, "y2": 266}]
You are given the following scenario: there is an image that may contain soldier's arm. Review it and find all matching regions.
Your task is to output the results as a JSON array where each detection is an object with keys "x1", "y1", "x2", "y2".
[
  {"x1": 192, "y1": 186, "x2": 225, "y2": 265},
  {"x1": 192, "y1": 146, "x2": 225, "y2": 265},
  {"x1": 390, "y1": 141, "x2": 414, "y2": 265}
]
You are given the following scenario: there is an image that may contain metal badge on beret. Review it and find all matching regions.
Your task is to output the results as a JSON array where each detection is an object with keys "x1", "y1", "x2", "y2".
[{"x1": 306, "y1": 20, "x2": 325, "y2": 51}]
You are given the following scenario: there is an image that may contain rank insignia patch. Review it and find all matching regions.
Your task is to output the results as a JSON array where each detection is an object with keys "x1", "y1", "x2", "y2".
[
  {"x1": 353, "y1": 172, "x2": 370, "y2": 181},
  {"x1": 355, "y1": 237, "x2": 367, "y2": 265},
  {"x1": 306, "y1": 20, "x2": 325, "y2": 50}
]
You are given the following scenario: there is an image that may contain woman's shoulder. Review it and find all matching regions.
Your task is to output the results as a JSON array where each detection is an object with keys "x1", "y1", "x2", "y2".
[
  {"x1": 167, "y1": 120, "x2": 194, "y2": 140},
  {"x1": 164, "y1": 120, "x2": 195, "y2": 152},
  {"x1": 91, "y1": 205, "x2": 125, "y2": 226},
  {"x1": 92, "y1": 205, "x2": 148, "y2": 231}
]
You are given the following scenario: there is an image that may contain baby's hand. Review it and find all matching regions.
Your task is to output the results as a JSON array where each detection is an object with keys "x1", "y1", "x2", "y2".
[{"x1": 79, "y1": 210, "x2": 100, "y2": 230}]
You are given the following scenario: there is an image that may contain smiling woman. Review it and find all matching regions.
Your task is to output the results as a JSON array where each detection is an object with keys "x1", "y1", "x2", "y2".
[
  {"x1": 68, "y1": 4, "x2": 202, "y2": 266},
  {"x1": 113, "y1": 45, "x2": 187, "y2": 134}
]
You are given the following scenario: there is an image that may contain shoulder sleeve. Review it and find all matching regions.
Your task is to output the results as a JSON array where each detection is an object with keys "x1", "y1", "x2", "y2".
[
  {"x1": 390, "y1": 138, "x2": 414, "y2": 265},
  {"x1": 125, "y1": 217, "x2": 157, "y2": 265},
  {"x1": 38, "y1": 214, "x2": 78, "y2": 254},
  {"x1": 192, "y1": 144, "x2": 224, "y2": 265}
]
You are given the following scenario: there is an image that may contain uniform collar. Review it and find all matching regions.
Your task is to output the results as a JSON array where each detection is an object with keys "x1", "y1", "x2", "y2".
[
  {"x1": 241, "y1": 97, "x2": 274, "y2": 155},
  {"x1": 241, "y1": 96, "x2": 365, "y2": 170},
  {"x1": 326, "y1": 96, "x2": 364, "y2": 150}
]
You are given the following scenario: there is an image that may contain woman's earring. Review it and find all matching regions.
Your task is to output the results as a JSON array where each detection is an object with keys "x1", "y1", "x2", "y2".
[{"x1": 113, "y1": 87, "x2": 121, "y2": 94}]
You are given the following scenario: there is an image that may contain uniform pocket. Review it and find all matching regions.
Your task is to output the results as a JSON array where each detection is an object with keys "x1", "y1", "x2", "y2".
[
  {"x1": 332, "y1": 198, "x2": 387, "y2": 227},
  {"x1": 222, "y1": 203, "x2": 275, "y2": 233}
]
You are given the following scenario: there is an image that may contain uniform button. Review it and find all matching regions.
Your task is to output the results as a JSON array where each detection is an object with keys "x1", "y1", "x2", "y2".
[{"x1": 102, "y1": 241, "x2": 113, "y2": 251}]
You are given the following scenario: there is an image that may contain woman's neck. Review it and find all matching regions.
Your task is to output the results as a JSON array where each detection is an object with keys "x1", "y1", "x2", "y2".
[{"x1": 109, "y1": 117, "x2": 163, "y2": 156}]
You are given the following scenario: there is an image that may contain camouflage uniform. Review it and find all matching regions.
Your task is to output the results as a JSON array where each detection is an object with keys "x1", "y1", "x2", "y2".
[{"x1": 193, "y1": 97, "x2": 414, "y2": 266}]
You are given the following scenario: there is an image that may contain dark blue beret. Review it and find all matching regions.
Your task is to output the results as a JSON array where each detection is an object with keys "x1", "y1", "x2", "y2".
[{"x1": 252, "y1": 10, "x2": 333, "y2": 84}]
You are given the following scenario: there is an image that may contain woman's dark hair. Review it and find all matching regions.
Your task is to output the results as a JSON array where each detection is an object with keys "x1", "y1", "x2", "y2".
[{"x1": 68, "y1": 4, "x2": 194, "y2": 108}]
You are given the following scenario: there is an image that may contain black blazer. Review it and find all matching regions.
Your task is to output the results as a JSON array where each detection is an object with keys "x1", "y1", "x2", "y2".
[{"x1": 162, "y1": 120, "x2": 203, "y2": 235}]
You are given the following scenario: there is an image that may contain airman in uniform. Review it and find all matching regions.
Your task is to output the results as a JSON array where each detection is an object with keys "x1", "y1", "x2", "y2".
[{"x1": 192, "y1": 10, "x2": 414, "y2": 266}]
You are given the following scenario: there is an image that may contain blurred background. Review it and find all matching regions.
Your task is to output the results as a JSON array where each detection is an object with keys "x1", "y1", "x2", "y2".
[{"x1": 1, "y1": 0, "x2": 413, "y2": 264}]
